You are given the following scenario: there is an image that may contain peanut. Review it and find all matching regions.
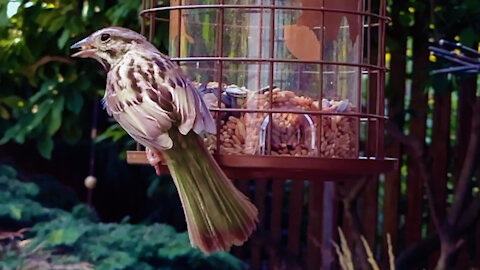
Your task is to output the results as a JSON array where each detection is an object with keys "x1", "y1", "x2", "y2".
[{"x1": 202, "y1": 84, "x2": 358, "y2": 158}]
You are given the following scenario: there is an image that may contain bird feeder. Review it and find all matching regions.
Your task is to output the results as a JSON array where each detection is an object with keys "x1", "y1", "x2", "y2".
[{"x1": 129, "y1": 0, "x2": 397, "y2": 179}]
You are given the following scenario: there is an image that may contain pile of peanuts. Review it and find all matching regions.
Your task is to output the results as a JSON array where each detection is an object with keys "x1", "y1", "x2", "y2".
[{"x1": 200, "y1": 84, "x2": 358, "y2": 158}]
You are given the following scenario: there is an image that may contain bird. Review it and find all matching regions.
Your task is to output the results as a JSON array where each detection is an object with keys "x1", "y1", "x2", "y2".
[{"x1": 71, "y1": 27, "x2": 258, "y2": 254}]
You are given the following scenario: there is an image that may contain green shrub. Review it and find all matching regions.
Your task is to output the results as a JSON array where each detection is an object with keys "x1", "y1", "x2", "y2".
[{"x1": 0, "y1": 165, "x2": 244, "y2": 270}]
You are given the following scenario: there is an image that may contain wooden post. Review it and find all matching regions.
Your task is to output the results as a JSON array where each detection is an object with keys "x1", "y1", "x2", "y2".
[
  {"x1": 287, "y1": 180, "x2": 305, "y2": 258},
  {"x1": 455, "y1": 75, "x2": 477, "y2": 180},
  {"x1": 306, "y1": 181, "x2": 324, "y2": 270},
  {"x1": 454, "y1": 75, "x2": 477, "y2": 270},
  {"x1": 427, "y1": 88, "x2": 451, "y2": 267},
  {"x1": 269, "y1": 179, "x2": 286, "y2": 269},
  {"x1": 362, "y1": 177, "x2": 379, "y2": 248},
  {"x1": 405, "y1": 0, "x2": 430, "y2": 260},
  {"x1": 251, "y1": 179, "x2": 268, "y2": 269},
  {"x1": 232, "y1": 179, "x2": 252, "y2": 259},
  {"x1": 383, "y1": 0, "x2": 407, "y2": 263},
  {"x1": 322, "y1": 182, "x2": 337, "y2": 269}
]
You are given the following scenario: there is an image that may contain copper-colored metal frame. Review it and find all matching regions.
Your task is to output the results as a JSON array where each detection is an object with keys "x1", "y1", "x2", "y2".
[{"x1": 130, "y1": 0, "x2": 397, "y2": 179}]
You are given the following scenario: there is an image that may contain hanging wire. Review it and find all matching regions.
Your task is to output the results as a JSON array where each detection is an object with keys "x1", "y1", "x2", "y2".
[{"x1": 86, "y1": 99, "x2": 99, "y2": 205}]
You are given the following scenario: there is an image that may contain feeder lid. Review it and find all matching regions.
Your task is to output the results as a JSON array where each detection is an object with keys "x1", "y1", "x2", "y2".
[{"x1": 225, "y1": 85, "x2": 249, "y2": 97}]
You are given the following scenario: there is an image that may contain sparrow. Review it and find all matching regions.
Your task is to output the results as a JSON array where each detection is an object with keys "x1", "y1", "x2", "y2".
[{"x1": 71, "y1": 27, "x2": 258, "y2": 254}]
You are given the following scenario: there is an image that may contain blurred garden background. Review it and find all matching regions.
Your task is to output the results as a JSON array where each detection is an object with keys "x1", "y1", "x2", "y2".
[
  {"x1": 0, "y1": 0, "x2": 480, "y2": 269},
  {"x1": 0, "y1": 1, "x2": 245, "y2": 269}
]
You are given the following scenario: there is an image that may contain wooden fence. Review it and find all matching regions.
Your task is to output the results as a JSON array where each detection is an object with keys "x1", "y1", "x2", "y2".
[
  {"x1": 232, "y1": 71, "x2": 478, "y2": 270},
  {"x1": 227, "y1": 2, "x2": 480, "y2": 267}
]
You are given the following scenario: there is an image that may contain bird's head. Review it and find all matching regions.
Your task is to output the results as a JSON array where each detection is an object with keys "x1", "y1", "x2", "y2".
[{"x1": 71, "y1": 27, "x2": 150, "y2": 71}]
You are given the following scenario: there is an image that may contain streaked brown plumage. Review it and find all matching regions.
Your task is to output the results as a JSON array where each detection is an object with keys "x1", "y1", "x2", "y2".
[{"x1": 71, "y1": 27, "x2": 258, "y2": 253}]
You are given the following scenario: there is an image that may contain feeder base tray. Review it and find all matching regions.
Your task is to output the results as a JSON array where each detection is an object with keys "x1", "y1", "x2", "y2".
[{"x1": 126, "y1": 151, "x2": 397, "y2": 180}]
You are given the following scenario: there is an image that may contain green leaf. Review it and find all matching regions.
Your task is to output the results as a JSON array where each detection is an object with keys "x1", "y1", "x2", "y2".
[
  {"x1": 0, "y1": 1, "x2": 10, "y2": 27},
  {"x1": 398, "y1": 11, "x2": 413, "y2": 28},
  {"x1": 105, "y1": 0, "x2": 139, "y2": 25},
  {"x1": 147, "y1": 178, "x2": 161, "y2": 198},
  {"x1": 58, "y1": 29, "x2": 70, "y2": 49},
  {"x1": 465, "y1": 0, "x2": 480, "y2": 14},
  {"x1": 65, "y1": 15, "x2": 84, "y2": 34},
  {"x1": 1, "y1": 95, "x2": 25, "y2": 108},
  {"x1": 37, "y1": 134, "x2": 54, "y2": 159},
  {"x1": 459, "y1": 27, "x2": 477, "y2": 47},
  {"x1": 202, "y1": 14, "x2": 212, "y2": 49},
  {"x1": 8, "y1": 204, "x2": 22, "y2": 220},
  {"x1": 30, "y1": 99, "x2": 54, "y2": 125},
  {"x1": 71, "y1": 204, "x2": 97, "y2": 220},
  {"x1": 34, "y1": 10, "x2": 55, "y2": 26},
  {"x1": 0, "y1": 125, "x2": 21, "y2": 144},
  {"x1": 48, "y1": 14, "x2": 66, "y2": 32},
  {"x1": 157, "y1": 233, "x2": 194, "y2": 259},
  {"x1": 46, "y1": 227, "x2": 86, "y2": 246},
  {"x1": 0, "y1": 165, "x2": 18, "y2": 178},
  {"x1": 0, "y1": 105, "x2": 10, "y2": 119},
  {"x1": 97, "y1": 251, "x2": 135, "y2": 269},
  {"x1": 61, "y1": 116, "x2": 82, "y2": 144},
  {"x1": 432, "y1": 74, "x2": 453, "y2": 95},
  {"x1": 30, "y1": 82, "x2": 52, "y2": 104},
  {"x1": 0, "y1": 114, "x2": 34, "y2": 145},
  {"x1": 47, "y1": 96, "x2": 65, "y2": 135},
  {"x1": 75, "y1": 77, "x2": 92, "y2": 91},
  {"x1": 66, "y1": 90, "x2": 83, "y2": 115},
  {"x1": 95, "y1": 124, "x2": 127, "y2": 143}
]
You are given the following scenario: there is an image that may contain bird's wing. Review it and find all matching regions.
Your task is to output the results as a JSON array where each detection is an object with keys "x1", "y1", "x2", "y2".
[
  {"x1": 153, "y1": 54, "x2": 216, "y2": 135},
  {"x1": 104, "y1": 53, "x2": 215, "y2": 151}
]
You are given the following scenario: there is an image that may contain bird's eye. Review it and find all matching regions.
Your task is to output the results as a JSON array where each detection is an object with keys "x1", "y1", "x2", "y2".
[{"x1": 100, "y1": 33, "x2": 111, "y2": 42}]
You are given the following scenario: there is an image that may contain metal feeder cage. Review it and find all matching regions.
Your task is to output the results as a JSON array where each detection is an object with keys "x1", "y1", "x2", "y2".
[{"x1": 128, "y1": 0, "x2": 397, "y2": 180}]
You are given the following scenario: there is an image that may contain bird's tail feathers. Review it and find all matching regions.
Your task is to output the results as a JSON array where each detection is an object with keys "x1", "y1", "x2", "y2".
[{"x1": 163, "y1": 130, "x2": 258, "y2": 253}]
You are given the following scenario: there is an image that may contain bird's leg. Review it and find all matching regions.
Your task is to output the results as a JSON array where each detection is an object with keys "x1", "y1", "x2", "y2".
[{"x1": 146, "y1": 148, "x2": 164, "y2": 175}]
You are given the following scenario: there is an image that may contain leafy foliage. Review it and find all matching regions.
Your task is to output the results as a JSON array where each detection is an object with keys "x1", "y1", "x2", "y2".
[
  {"x1": 0, "y1": 165, "x2": 244, "y2": 270},
  {"x1": 0, "y1": 0, "x2": 140, "y2": 158}
]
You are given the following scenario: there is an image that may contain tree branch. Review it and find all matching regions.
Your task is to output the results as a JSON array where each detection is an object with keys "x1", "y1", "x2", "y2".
[
  {"x1": 394, "y1": 97, "x2": 480, "y2": 270},
  {"x1": 386, "y1": 122, "x2": 442, "y2": 230},
  {"x1": 0, "y1": 228, "x2": 29, "y2": 241},
  {"x1": 26, "y1": 55, "x2": 74, "y2": 75},
  {"x1": 396, "y1": 194, "x2": 480, "y2": 269},
  {"x1": 448, "y1": 97, "x2": 480, "y2": 226},
  {"x1": 337, "y1": 178, "x2": 371, "y2": 270}
]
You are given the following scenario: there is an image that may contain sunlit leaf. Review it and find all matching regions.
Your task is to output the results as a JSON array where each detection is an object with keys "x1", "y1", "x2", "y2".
[
  {"x1": 0, "y1": 0, "x2": 149, "y2": 159},
  {"x1": 95, "y1": 124, "x2": 127, "y2": 143},
  {"x1": 0, "y1": 1, "x2": 10, "y2": 27},
  {"x1": 46, "y1": 227, "x2": 86, "y2": 246},
  {"x1": 8, "y1": 204, "x2": 22, "y2": 220},
  {"x1": 34, "y1": 10, "x2": 57, "y2": 27},
  {"x1": 1, "y1": 95, "x2": 25, "y2": 108},
  {"x1": 25, "y1": 99, "x2": 53, "y2": 134},
  {"x1": 58, "y1": 29, "x2": 70, "y2": 49},
  {"x1": 0, "y1": 105, "x2": 10, "y2": 119}
]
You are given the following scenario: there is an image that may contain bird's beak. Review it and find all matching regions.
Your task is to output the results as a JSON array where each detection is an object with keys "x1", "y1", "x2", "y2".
[{"x1": 71, "y1": 37, "x2": 96, "y2": 58}]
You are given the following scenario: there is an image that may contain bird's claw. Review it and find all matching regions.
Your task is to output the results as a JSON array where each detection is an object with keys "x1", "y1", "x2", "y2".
[{"x1": 146, "y1": 148, "x2": 164, "y2": 175}]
